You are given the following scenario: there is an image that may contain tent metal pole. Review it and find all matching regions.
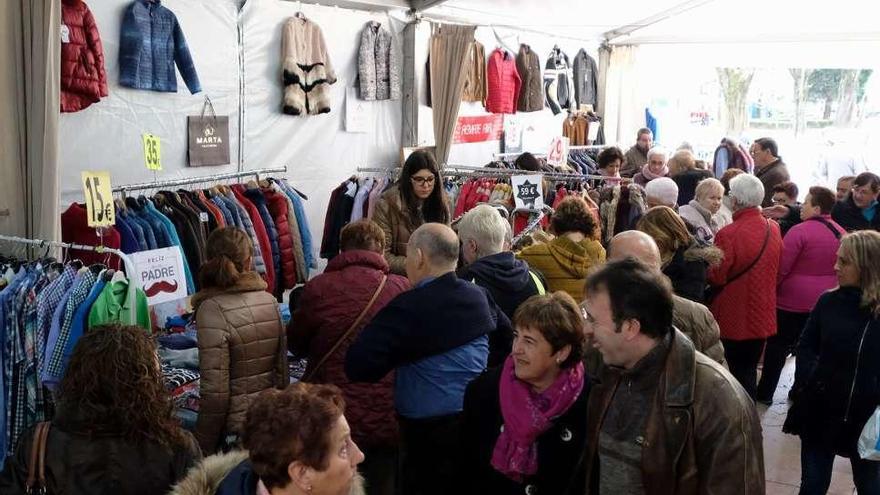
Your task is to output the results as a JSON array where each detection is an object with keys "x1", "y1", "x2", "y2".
[{"x1": 602, "y1": 0, "x2": 719, "y2": 42}]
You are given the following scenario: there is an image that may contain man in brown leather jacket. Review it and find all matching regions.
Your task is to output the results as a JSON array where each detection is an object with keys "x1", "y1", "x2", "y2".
[{"x1": 580, "y1": 258, "x2": 764, "y2": 494}]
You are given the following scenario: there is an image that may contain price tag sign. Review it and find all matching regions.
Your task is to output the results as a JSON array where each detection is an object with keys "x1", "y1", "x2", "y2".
[
  {"x1": 547, "y1": 136, "x2": 569, "y2": 167},
  {"x1": 143, "y1": 133, "x2": 162, "y2": 171},
  {"x1": 132, "y1": 247, "x2": 188, "y2": 305},
  {"x1": 80, "y1": 171, "x2": 115, "y2": 227},
  {"x1": 511, "y1": 174, "x2": 544, "y2": 211}
]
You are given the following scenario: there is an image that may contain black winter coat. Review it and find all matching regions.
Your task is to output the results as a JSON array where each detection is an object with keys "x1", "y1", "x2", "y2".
[
  {"x1": 672, "y1": 169, "x2": 712, "y2": 206},
  {"x1": 457, "y1": 252, "x2": 547, "y2": 321},
  {"x1": 461, "y1": 366, "x2": 589, "y2": 495},
  {"x1": 831, "y1": 194, "x2": 880, "y2": 232},
  {"x1": 663, "y1": 244, "x2": 715, "y2": 304},
  {"x1": 784, "y1": 287, "x2": 880, "y2": 457},
  {"x1": 0, "y1": 410, "x2": 201, "y2": 494}
]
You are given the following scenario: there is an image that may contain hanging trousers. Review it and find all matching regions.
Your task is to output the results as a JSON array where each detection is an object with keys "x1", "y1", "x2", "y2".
[
  {"x1": 722, "y1": 338, "x2": 766, "y2": 399},
  {"x1": 757, "y1": 309, "x2": 810, "y2": 402}
]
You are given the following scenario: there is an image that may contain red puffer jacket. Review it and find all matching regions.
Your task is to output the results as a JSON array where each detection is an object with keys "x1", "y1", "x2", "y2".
[
  {"x1": 708, "y1": 207, "x2": 783, "y2": 341},
  {"x1": 288, "y1": 250, "x2": 410, "y2": 448},
  {"x1": 61, "y1": 0, "x2": 108, "y2": 112},
  {"x1": 262, "y1": 187, "x2": 296, "y2": 290},
  {"x1": 486, "y1": 48, "x2": 521, "y2": 114}
]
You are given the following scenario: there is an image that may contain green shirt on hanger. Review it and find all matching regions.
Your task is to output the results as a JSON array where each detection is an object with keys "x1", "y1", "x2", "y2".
[{"x1": 87, "y1": 280, "x2": 152, "y2": 331}]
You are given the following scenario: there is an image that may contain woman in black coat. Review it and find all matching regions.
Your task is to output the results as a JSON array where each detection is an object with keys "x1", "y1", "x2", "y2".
[
  {"x1": 784, "y1": 230, "x2": 880, "y2": 494},
  {"x1": 637, "y1": 206, "x2": 722, "y2": 303},
  {"x1": 461, "y1": 292, "x2": 588, "y2": 495}
]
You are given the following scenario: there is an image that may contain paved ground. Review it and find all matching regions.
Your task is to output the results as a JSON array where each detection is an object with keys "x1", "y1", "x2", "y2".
[{"x1": 762, "y1": 358, "x2": 858, "y2": 494}]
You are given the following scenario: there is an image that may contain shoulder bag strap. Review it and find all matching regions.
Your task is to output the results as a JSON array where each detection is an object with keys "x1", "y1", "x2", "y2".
[
  {"x1": 26, "y1": 421, "x2": 51, "y2": 494},
  {"x1": 808, "y1": 216, "x2": 842, "y2": 240},
  {"x1": 303, "y1": 275, "x2": 388, "y2": 382},
  {"x1": 714, "y1": 219, "x2": 771, "y2": 296}
]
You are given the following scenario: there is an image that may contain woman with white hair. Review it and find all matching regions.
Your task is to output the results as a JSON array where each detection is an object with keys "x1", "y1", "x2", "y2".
[
  {"x1": 633, "y1": 147, "x2": 669, "y2": 187},
  {"x1": 707, "y1": 174, "x2": 783, "y2": 399},
  {"x1": 679, "y1": 178, "x2": 729, "y2": 244},
  {"x1": 644, "y1": 177, "x2": 680, "y2": 209}
]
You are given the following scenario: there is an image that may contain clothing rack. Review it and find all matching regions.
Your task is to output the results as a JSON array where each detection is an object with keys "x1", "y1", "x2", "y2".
[
  {"x1": 0, "y1": 235, "x2": 139, "y2": 325},
  {"x1": 444, "y1": 165, "x2": 610, "y2": 182},
  {"x1": 356, "y1": 167, "x2": 399, "y2": 176},
  {"x1": 511, "y1": 206, "x2": 553, "y2": 246},
  {"x1": 569, "y1": 145, "x2": 610, "y2": 150},
  {"x1": 113, "y1": 166, "x2": 289, "y2": 196},
  {"x1": 494, "y1": 152, "x2": 548, "y2": 159}
]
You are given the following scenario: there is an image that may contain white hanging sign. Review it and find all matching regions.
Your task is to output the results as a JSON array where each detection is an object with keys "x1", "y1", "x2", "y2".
[
  {"x1": 547, "y1": 136, "x2": 569, "y2": 167},
  {"x1": 345, "y1": 86, "x2": 371, "y2": 133},
  {"x1": 132, "y1": 247, "x2": 188, "y2": 305},
  {"x1": 512, "y1": 174, "x2": 544, "y2": 211}
]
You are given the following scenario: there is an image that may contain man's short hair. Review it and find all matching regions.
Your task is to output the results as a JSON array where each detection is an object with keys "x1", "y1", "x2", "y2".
[
  {"x1": 637, "y1": 128, "x2": 653, "y2": 139},
  {"x1": 807, "y1": 186, "x2": 837, "y2": 214},
  {"x1": 584, "y1": 258, "x2": 674, "y2": 339},
  {"x1": 243, "y1": 383, "x2": 345, "y2": 490},
  {"x1": 854, "y1": 172, "x2": 880, "y2": 193},
  {"x1": 838, "y1": 175, "x2": 856, "y2": 185},
  {"x1": 644, "y1": 177, "x2": 679, "y2": 207},
  {"x1": 754, "y1": 137, "x2": 779, "y2": 157},
  {"x1": 597, "y1": 146, "x2": 625, "y2": 169},
  {"x1": 513, "y1": 292, "x2": 585, "y2": 369},
  {"x1": 772, "y1": 181, "x2": 798, "y2": 200},
  {"x1": 340, "y1": 219, "x2": 385, "y2": 253},
  {"x1": 409, "y1": 223, "x2": 460, "y2": 266},
  {"x1": 457, "y1": 204, "x2": 510, "y2": 258},
  {"x1": 729, "y1": 174, "x2": 765, "y2": 208},
  {"x1": 551, "y1": 196, "x2": 598, "y2": 237}
]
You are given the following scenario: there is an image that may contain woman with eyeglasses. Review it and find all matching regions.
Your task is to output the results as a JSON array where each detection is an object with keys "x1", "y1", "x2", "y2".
[{"x1": 373, "y1": 150, "x2": 450, "y2": 274}]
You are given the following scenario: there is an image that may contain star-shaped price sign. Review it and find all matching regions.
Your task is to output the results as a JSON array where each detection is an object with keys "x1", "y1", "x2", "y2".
[{"x1": 512, "y1": 174, "x2": 545, "y2": 211}]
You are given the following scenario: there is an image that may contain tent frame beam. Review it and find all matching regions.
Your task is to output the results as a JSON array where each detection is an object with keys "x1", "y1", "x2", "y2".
[
  {"x1": 602, "y1": 0, "x2": 718, "y2": 42},
  {"x1": 409, "y1": 0, "x2": 450, "y2": 11}
]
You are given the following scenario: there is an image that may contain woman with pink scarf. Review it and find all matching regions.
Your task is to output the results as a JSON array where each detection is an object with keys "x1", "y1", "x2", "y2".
[
  {"x1": 633, "y1": 147, "x2": 669, "y2": 187},
  {"x1": 461, "y1": 292, "x2": 588, "y2": 495}
]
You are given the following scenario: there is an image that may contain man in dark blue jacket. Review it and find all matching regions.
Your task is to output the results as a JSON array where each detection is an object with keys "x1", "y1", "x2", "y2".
[
  {"x1": 345, "y1": 223, "x2": 511, "y2": 495},
  {"x1": 456, "y1": 204, "x2": 547, "y2": 320}
]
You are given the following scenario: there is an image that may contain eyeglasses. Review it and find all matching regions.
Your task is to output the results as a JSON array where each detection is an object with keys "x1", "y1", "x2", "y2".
[{"x1": 410, "y1": 176, "x2": 435, "y2": 186}]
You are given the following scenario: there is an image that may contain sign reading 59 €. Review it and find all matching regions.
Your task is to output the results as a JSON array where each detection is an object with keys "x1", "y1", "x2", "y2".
[
  {"x1": 511, "y1": 174, "x2": 544, "y2": 211},
  {"x1": 80, "y1": 171, "x2": 115, "y2": 227}
]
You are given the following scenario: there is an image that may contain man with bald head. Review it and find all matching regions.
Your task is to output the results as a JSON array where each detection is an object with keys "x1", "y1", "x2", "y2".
[
  {"x1": 606, "y1": 231, "x2": 726, "y2": 365},
  {"x1": 346, "y1": 223, "x2": 512, "y2": 495}
]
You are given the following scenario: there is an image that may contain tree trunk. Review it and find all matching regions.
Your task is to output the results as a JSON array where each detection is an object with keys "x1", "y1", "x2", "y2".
[
  {"x1": 790, "y1": 68, "x2": 813, "y2": 137},
  {"x1": 716, "y1": 68, "x2": 755, "y2": 136},
  {"x1": 823, "y1": 97, "x2": 833, "y2": 120},
  {"x1": 835, "y1": 69, "x2": 859, "y2": 127}
]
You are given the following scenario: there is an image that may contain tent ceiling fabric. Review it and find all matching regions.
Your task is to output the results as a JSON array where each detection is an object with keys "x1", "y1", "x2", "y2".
[{"x1": 422, "y1": 0, "x2": 880, "y2": 46}]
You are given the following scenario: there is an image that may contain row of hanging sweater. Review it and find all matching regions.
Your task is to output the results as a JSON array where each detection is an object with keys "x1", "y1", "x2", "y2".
[
  {"x1": 0, "y1": 255, "x2": 150, "y2": 464},
  {"x1": 60, "y1": 178, "x2": 313, "y2": 301}
]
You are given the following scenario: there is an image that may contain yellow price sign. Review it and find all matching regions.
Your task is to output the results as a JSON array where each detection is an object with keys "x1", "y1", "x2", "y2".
[
  {"x1": 80, "y1": 171, "x2": 115, "y2": 227},
  {"x1": 143, "y1": 133, "x2": 162, "y2": 171}
]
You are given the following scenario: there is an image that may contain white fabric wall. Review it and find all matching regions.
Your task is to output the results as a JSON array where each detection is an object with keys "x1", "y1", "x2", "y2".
[{"x1": 59, "y1": 0, "x2": 403, "y2": 271}]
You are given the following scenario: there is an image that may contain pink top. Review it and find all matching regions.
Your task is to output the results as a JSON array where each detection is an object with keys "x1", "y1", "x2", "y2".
[{"x1": 776, "y1": 214, "x2": 846, "y2": 313}]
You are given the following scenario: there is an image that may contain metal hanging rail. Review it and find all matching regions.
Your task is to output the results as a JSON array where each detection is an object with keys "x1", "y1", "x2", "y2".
[
  {"x1": 569, "y1": 144, "x2": 611, "y2": 150},
  {"x1": 0, "y1": 235, "x2": 139, "y2": 325},
  {"x1": 444, "y1": 165, "x2": 612, "y2": 182},
  {"x1": 112, "y1": 166, "x2": 288, "y2": 195}
]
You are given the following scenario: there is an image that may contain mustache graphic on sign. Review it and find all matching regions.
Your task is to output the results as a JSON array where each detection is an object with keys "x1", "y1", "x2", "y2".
[{"x1": 144, "y1": 280, "x2": 179, "y2": 297}]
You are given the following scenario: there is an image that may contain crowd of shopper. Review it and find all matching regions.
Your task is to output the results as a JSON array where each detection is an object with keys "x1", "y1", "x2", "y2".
[{"x1": 4, "y1": 140, "x2": 880, "y2": 495}]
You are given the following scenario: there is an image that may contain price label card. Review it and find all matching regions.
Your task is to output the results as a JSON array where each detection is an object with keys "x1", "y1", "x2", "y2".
[
  {"x1": 547, "y1": 136, "x2": 569, "y2": 167},
  {"x1": 143, "y1": 133, "x2": 162, "y2": 171},
  {"x1": 511, "y1": 174, "x2": 544, "y2": 211},
  {"x1": 80, "y1": 171, "x2": 115, "y2": 227}
]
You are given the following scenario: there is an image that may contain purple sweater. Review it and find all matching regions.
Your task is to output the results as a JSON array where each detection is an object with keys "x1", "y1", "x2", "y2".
[{"x1": 776, "y1": 215, "x2": 846, "y2": 313}]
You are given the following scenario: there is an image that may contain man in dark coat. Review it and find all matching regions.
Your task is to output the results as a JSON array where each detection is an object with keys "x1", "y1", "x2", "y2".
[
  {"x1": 751, "y1": 137, "x2": 790, "y2": 207},
  {"x1": 622, "y1": 128, "x2": 652, "y2": 178},
  {"x1": 457, "y1": 204, "x2": 547, "y2": 319},
  {"x1": 345, "y1": 223, "x2": 512, "y2": 495},
  {"x1": 580, "y1": 259, "x2": 764, "y2": 494},
  {"x1": 831, "y1": 171, "x2": 880, "y2": 232}
]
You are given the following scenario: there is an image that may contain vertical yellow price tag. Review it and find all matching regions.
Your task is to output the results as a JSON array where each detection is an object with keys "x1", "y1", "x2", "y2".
[
  {"x1": 80, "y1": 171, "x2": 115, "y2": 227},
  {"x1": 143, "y1": 133, "x2": 162, "y2": 171}
]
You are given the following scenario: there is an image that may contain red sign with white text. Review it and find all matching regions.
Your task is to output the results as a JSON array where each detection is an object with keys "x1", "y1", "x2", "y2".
[{"x1": 452, "y1": 114, "x2": 504, "y2": 144}]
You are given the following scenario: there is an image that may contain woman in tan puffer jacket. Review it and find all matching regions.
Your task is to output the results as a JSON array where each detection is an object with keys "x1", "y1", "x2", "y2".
[{"x1": 192, "y1": 227, "x2": 288, "y2": 454}]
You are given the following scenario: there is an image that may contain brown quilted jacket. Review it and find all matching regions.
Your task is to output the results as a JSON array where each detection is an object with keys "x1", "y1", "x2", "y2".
[{"x1": 192, "y1": 273, "x2": 288, "y2": 454}]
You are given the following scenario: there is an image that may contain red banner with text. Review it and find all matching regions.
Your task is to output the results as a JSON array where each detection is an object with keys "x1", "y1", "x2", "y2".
[{"x1": 452, "y1": 114, "x2": 504, "y2": 144}]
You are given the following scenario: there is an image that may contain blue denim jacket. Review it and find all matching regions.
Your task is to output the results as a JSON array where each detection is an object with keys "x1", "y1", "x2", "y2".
[{"x1": 119, "y1": 0, "x2": 201, "y2": 94}]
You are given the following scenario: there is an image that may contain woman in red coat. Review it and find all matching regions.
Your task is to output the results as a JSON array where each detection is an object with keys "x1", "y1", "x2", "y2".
[
  {"x1": 288, "y1": 219, "x2": 410, "y2": 495},
  {"x1": 708, "y1": 173, "x2": 783, "y2": 399}
]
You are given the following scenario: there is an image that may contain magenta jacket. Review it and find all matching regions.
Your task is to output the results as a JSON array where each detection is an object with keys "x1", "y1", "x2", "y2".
[{"x1": 777, "y1": 215, "x2": 846, "y2": 313}]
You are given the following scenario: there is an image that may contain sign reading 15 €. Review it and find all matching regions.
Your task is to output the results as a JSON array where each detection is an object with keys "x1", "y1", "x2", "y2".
[{"x1": 80, "y1": 171, "x2": 115, "y2": 227}]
